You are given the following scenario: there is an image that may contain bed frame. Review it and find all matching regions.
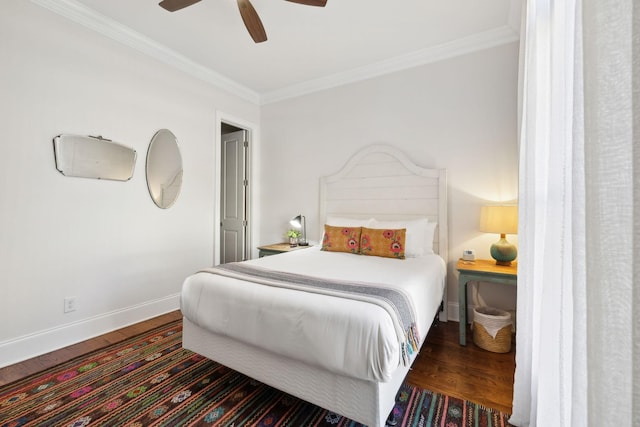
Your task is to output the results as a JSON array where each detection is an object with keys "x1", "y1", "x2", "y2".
[{"x1": 183, "y1": 144, "x2": 448, "y2": 427}]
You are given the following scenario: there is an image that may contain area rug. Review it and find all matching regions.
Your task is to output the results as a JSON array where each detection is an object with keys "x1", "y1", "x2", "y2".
[{"x1": 0, "y1": 320, "x2": 512, "y2": 426}]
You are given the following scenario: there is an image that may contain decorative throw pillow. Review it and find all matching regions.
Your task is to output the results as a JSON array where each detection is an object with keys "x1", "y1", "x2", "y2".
[
  {"x1": 370, "y1": 218, "x2": 433, "y2": 257},
  {"x1": 321, "y1": 225, "x2": 362, "y2": 254},
  {"x1": 360, "y1": 227, "x2": 406, "y2": 259}
]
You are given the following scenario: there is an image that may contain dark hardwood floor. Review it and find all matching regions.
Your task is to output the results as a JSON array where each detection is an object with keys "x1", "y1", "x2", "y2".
[
  {"x1": 0, "y1": 312, "x2": 514, "y2": 415},
  {"x1": 407, "y1": 319, "x2": 515, "y2": 414}
]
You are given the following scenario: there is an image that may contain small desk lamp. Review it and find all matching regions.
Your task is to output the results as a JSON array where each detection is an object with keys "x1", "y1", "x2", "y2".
[
  {"x1": 479, "y1": 205, "x2": 518, "y2": 266},
  {"x1": 290, "y1": 214, "x2": 309, "y2": 246}
]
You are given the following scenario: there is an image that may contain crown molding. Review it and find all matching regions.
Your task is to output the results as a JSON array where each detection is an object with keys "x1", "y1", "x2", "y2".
[
  {"x1": 31, "y1": 0, "x2": 519, "y2": 107},
  {"x1": 260, "y1": 25, "x2": 520, "y2": 105},
  {"x1": 30, "y1": 0, "x2": 260, "y2": 105}
]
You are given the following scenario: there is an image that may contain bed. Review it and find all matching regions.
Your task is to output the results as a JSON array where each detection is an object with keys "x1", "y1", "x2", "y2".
[{"x1": 181, "y1": 144, "x2": 448, "y2": 427}]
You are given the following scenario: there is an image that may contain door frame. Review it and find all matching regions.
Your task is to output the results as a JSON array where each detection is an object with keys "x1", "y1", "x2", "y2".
[{"x1": 214, "y1": 111, "x2": 260, "y2": 265}]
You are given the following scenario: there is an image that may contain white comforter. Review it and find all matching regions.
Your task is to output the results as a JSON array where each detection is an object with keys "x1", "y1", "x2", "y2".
[{"x1": 180, "y1": 246, "x2": 446, "y2": 382}]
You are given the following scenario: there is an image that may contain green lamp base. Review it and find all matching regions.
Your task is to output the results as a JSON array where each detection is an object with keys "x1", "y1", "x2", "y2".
[{"x1": 490, "y1": 235, "x2": 517, "y2": 266}]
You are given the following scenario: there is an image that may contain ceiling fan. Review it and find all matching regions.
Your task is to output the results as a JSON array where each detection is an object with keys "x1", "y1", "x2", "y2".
[{"x1": 159, "y1": 0, "x2": 327, "y2": 43}]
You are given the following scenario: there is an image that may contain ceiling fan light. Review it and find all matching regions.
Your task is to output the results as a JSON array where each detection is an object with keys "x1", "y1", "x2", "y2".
[{"x1": 160, "y1": 0, "x2": 325, "y2": 44}]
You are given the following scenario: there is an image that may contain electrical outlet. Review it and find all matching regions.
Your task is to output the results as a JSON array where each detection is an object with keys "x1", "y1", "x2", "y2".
[{"x1": 64, "y1": 296, "x2": 77, "y2": 313}]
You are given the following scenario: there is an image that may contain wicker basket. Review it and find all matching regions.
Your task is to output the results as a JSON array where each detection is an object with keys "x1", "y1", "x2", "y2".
[{"x1": 472, "y1": 307, "x2": 512, "y2": 353}]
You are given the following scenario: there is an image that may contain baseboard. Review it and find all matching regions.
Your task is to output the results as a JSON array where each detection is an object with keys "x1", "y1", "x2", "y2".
[
  {"x1": 0, "y1": 294, "x2": 180, "y2": 369},
  {"x1": 446, "y1": 302, "x2": 474, "y2": 323},
  {"x1": 446, "y1": 302, "x2": 461, "y2": 323}
]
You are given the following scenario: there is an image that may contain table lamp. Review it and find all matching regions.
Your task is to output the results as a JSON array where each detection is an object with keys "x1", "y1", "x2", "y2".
[
  {"x1": 289, "y1": 214, "x2": 308, "y2": 246},
  {"x1": 479, "y1": 205, "x2": 518, "y2": 266}
]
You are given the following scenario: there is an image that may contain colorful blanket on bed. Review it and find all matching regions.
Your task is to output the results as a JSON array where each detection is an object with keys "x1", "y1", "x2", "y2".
[{"x1": 200, "y1": 263, "x2": 420, "y2": 366}]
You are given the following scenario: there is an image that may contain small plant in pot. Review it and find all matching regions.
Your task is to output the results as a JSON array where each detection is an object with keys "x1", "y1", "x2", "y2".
[{"x1": 286, "y1": 229, "x2": 301, "y2": 247}]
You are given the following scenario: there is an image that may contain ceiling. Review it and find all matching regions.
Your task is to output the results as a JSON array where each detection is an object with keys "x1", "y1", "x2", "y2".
[{"x1": 33, "y1": 0, "x2": 521, "y2": 104}]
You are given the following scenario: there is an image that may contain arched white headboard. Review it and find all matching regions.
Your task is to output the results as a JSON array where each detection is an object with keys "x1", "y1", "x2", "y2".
[{"x1": 319, "y1": 144, "x2": 448, "y2": 264}]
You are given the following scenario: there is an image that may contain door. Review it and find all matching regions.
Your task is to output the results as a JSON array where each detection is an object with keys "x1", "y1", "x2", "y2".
[{"x1": 220, "y1": 129, "x2": 248, "y2": 263}]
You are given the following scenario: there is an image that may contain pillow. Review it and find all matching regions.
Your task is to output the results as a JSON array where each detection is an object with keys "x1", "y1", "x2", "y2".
[
  {"x1": 360, "y1": 227, "x2": 406, "y2": 259},
  {"x1": 321, "y1": 225, "x2": 362, "y2": 254},
  {"x1": 325, "y1": 216, "x2": 373, "y2": 227},
  {"x1": 370, "y1": 218, "x2": 436, "y2": 256}
]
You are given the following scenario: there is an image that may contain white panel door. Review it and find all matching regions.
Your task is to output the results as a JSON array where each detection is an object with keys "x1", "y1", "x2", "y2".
[{"x1": 220, "y1": 130, "x2": 247, "y2": 263}]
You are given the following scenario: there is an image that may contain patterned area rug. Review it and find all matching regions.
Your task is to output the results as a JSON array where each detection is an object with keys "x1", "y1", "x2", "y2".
[{"x1": 0, "y1": 321, "x2": 512, "y2": 426}]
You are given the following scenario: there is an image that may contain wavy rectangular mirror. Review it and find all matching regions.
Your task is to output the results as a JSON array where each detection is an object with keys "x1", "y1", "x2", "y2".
[{"x1": 53, "y1": 134, "x2": 137, "y2": 181}]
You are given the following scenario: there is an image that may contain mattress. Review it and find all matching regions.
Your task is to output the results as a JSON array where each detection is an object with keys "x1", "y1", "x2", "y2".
[{"x1": 180, "y1": 246, "x2": 446, "y2": 382}]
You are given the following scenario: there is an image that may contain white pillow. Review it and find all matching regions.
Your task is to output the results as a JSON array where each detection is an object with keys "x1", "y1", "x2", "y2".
[
  {"x1": 370, "y1": 218, "x2": 437, "y2": 257},
  {"x1": 325, "y1": 216, "x2": 374, "y2": 227}
]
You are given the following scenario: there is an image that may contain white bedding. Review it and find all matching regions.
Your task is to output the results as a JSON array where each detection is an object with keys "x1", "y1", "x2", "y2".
[{"x1": 180, "y1": 246, "x2": 446, "y2": 382}]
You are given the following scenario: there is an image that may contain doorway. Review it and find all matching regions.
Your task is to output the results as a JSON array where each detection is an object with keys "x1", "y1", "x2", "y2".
[{"x1": 219, "y1": 122, "x2": 250, "y2": 264}]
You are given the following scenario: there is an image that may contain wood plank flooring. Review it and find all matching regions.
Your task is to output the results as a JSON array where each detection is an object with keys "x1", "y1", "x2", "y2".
[
  {"x1": 407, "y1": 319, "x2": 515, "y2": 414},
  {"x1": 0, "y1": 311, "x2": 514, "y2": 415}
]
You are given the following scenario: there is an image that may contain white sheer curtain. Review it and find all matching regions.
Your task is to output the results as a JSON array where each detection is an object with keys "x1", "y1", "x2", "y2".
[{"x1": 511, "y1": 0, "x2": 638, "y2": 426}]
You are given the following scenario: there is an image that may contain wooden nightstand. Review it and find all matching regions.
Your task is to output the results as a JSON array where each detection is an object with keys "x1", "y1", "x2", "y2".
[
  {"x1": 257, "y1": 243, "x2": 313, "y2": 258},
  {"x1": 457, "y1": 258, "x2": 517, "y2": 345}
]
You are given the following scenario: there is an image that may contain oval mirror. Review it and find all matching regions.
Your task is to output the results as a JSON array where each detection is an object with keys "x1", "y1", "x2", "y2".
[{"x1": 146, "y1": 129, "x2": 183, "y2": 209}]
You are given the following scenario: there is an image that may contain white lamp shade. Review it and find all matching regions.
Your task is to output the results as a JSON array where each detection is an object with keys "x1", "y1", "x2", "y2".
[{"x1": 479, "y1": 205, "x2": 518, "y2": 234}]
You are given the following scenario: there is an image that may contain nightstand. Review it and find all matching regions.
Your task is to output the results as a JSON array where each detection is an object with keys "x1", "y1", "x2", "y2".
[
  {"x1": 457, "y1": 259, "x2": 517, "y2": 345},
  {"x1": 257, "y1": 243, "x2": 313, "y2": 257}
]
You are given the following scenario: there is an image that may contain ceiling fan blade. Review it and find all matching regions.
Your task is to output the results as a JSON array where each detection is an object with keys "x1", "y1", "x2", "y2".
[
  {"x1": 237, "y1": 0, "x2": 267, "y2": 43},
  {"x1": 159, "y1": 0, "x2": 202, "y2": 12},
  {"x1": 285, "y1": 0, "x2": 327, "y2": 6}
]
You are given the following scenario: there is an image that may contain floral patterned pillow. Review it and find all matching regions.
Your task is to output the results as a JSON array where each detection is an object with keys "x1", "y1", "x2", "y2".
[
  {"x1": 360, "y1": 227, "x2": 406, "y2": 259},
  {"x1": 321, "y1": 225, "x2": 362, "y2": 254}
]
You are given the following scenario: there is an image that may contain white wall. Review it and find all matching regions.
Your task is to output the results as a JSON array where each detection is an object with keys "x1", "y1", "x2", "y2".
[
  {"x1": 0, "y1": 0, "x2": 518, "y2": 367},
  {"x1": 260, "y1": 43, "x2": 520, "y2": 320},
  {"x1": 0, "y1": 1, "x2": 259, "y2": 366}
]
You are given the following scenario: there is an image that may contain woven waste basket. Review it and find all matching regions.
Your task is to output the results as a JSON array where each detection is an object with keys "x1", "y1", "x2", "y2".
[{"x1": 473, "y1": 306, "x2": 512, "y2": 353}]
